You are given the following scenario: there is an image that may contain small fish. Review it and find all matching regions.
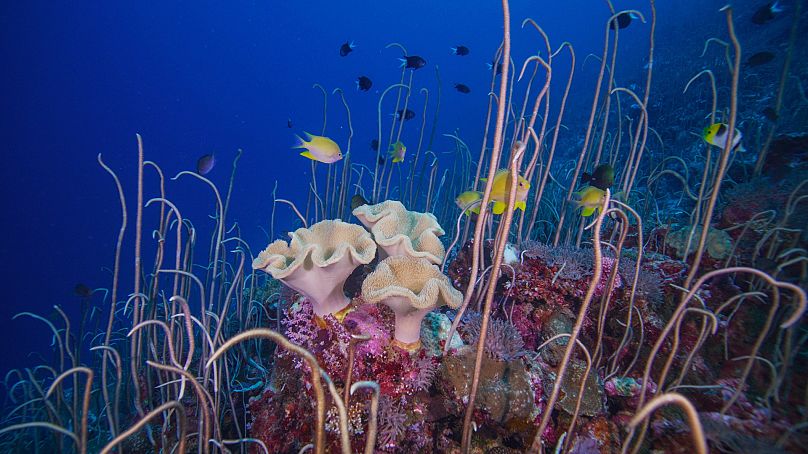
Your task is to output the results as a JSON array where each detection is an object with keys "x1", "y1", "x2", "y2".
[
  {"x1": 388, "y1": 141, "x2": 407, "y2": 163},
  {"x1": 370, "y1": 139, "x2": 380, "y2": 151},
  {"x1": 752, "y1": 1, "x2": 783, "y2": 25},
  {"x1": 451, "y1": 45, "x2": 470, "y2": 56},
  {"x1": 747, "y1": 51, "x2": 775, "y2": 67},
  {"x1": 611, "y1": 11, "x2": 640, "y2": 30},
  {"x1": 575, "y1": 186, "x2": 606, "y2": 217},
  {"x1": 395, "y1": 109, "x2": 415, "y2": 121},
  {"x1": 703, "y1": 123, "x2": 744, "y2": 151},
  {"x1": 399, "y1": 55, "x2": 426, "y2": 70},
  {"x1": 340, "y1": 40, "x2": 355, "y2": 57},
  {"x1": 454, "y1": 83, "x2": 471, "y2": 94},
  {"x1": 74, "y1": 283, "x2": 93, "y2": 298},
  {"x1": 287, "y1": 118, "x2": 293, "y2": 128},
  {"x1": 487, "y1": 61, "x2": 503, "y2": 75},
  {"x1": 455, "y1": 191, "x2": 482, "y2": 215},
  {"x1": 293, "y1": 132, "x2": 343, "y2": 163},
  {"x1": 762, "y1": 107, "x2": 779, "y2": 122},
  {"x1": 351, "y1": 194, "x2": 371, "y2": 211},
  {"x1": 196, "y1": 154, "x2": 216, "y2": 175},
  {"x1": 581, "y1": 164, "x2": 615, "y2": 191},
  {"x1": 378, "y1": 155, "x2": 386, "y2": 166},
  {"x1": 356, "y1": 76, "x2": 372, "y2": 91},
  {"x1": 479, "y1": 169, "x2": 531, "y2": 214}
]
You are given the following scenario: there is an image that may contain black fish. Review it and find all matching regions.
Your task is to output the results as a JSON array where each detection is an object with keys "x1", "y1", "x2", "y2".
[
  {"x1": 351, "y1": 194, "x2": 371, "y2": 211},
  {"x1": 400, "y1": 55, "x2": 426, "y2": 70},
  {"x1": 395, "y1": 109, "x2": 415, "y2": 121},
  {"x1": 196, "y1": 154, "x2": 216, "y2": 175},
  {"x1": 454, "y1": 83, "x2": 471, "y2": 94},
  {"x1": 611, "y1": 11, "x2": 637, "y2": 30},
  {"x1": 287, "y1": 118, "x2": 293, "y2": 128},
  {"x1": 452, "y1": 45, "x2": 470, "y2": 56},
  {"x1": 74, "y1": 283, "x2": 92, "y2": 298},
  {"x1": 747, "y1": 51, "x2": 775, "y2": 67},
  {"x1": 752, "y1": 1, "x2": 783, "y2": 25},
  {"x1": 340, "y1": 41, "x2": 355, "y2": 57},
  {"x1": 487, "y1": 61, "x2": 503, "y2": 75},
  {"x1": 378, "y1": 155, "x2": 386, "y2": 166},
  {"x1": 370, "y1": 139, "x2": 379, "y2": 151},
  {"x1": 356, "y1": 76, "x2": 372, "y2": 91},
  {"x1": 762, "y1": 107, "x2": 779, "y2": 122},
  {"x1": 581, "y1": 164, "x2": 615, "y2": 190}
]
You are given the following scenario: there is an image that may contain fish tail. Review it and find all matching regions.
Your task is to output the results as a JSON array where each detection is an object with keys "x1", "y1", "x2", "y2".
[
  {"x1": 451, "y1": 47, "x2": 457, "y2": 54},
  {"x1": 399, "y1": 58, "x2": 407, "y2": 68},
  {"x1": 771, "y1": 1, "x2": 783, "y2": 13},
  {"x1": 292, "y1": 134, "x2": 308, "y2": 149}
]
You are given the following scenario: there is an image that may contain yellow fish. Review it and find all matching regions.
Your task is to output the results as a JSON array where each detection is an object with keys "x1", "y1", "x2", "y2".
[
  {"x1": 702, "y1": 123, "x2": 744, "y2": 151},
  {"x1": 293, "y1": 132, "x2": 343, "y2": 163},
  {"x1": 479, "y1": 169, "x2": 531, "y2": 215},
  {"x1": 455, "y1": 191, "x2": 482, "y2": 215},
  {"x1": 389, "y1": 141, "x2": 407, "y2": 163},
  {"x1": 574, "y1": 185, "x2": 606, "y2": 217}
]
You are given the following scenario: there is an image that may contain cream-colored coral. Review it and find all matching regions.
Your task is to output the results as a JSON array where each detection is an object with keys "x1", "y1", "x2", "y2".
[
  {"x1": 352, "y1": 200, "x2": 446, "y2": 265},
  {"x1": 361, "y1": 255, "x2": 462, "y2": 349},
  {"x1": 665, "y1": 225, "x2": 732, "y2": 260},
  {"x1": 253, "y1": 220, "x2": 377, "y2": 317}
]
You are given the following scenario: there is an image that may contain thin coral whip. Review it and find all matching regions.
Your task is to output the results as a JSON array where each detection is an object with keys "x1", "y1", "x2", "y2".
[
  {"x1": 461, "y1": 137, "x2": 524, "y2": 451},
  {"x1": 683, "y1": 4, "x2": 740, "y2": 287},
  {"x1": 372, "y1": 83, "x2": 410, "y2": 201},
  {"x1": 206, "y1": 329, "x2": 328, "y2": 454},
  {"x1": 274, "y1": 198, "x2": 307, "y2": 228},
  {"x1": 350, "y1": 381, "x2": 380, "y2": 454},
  {"x1": 147, "y1": 361, "x2": 215, "y2": 451},
  {"x1": 531, "y1": 188, "x2": 610, "y2": 451},
  {"x1": 46, "y1": 367, "x2": 93, "y2": 454},
  {"x1": 99, "y1": 401, "x2": 187, "y2": 454},
  {"x1": 96, "y1": 153, "x2": 127, "y2": 437},
  {"x1": 627, "y1": 393, "x2": 707, "y2": 454}
]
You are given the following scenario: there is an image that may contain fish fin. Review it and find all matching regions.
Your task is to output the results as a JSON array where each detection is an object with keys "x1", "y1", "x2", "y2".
[
  {"x1": 392, "y1": 156, "x2": 403, "y2": 163},
  {"x1": 292, "y1": 134, "x2": 307, "y2": 149},
  {"x1": 492, "y1": 201, "x2": 506, "y2": 215},
  {"x1": 516, "y1": 201, "x2": 526, "y2": 211},
  {"x1": 470, "y1": 206, "x2": 481, "y2": 214},
  {"x1": 581, "y1": 207, "x2": 596, "y2": 217},
  {"x1": 581, "y1": 172, "x2": 592, "y2": 185},
  {"x1": 771, "y1": 1, "x2": 783, "y2": 13},
  {"x1": 479, "y1": 177, "x2": 488, "y2": 183},
  {"x1": 299, "y1": 151, "x2": 317, "y2": 160}
]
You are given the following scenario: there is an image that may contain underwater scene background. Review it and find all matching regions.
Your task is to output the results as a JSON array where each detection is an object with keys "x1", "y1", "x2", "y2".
[{"x1": 1, "y1": 0, "x2": 806, "y2": 452}]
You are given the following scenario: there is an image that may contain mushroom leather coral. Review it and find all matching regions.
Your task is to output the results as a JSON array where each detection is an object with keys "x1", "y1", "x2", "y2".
[
  {"x1": 361, "y1": 255, "x2": 462, "y2": 347},
  {"x1": 253, "y1": 219, "x2": 377, "y2": 317},
  {"x1": 353, "y1": 200, "x2": 446, "y2": 265}
]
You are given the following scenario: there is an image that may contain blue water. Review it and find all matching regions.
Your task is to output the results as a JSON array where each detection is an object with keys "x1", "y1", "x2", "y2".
[{"x1": 0, "y1": 0, "x2": 731, "y2": 380}]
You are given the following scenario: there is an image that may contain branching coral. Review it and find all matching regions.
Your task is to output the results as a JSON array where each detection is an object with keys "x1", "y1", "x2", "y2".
[{"x1": 458, "y1": 312, "x2": 525, "y2": 361}]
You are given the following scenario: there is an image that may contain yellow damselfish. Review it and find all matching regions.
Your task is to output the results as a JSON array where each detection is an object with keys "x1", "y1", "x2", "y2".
[
  {"x1": 455, "y1": 191, "x2": 482, "y2": 215},
  {"x1": 389, "y1": 141, "x2": 407, "y2": 163},
  {"x1": 478, "y1": 169, "x2": 531, "y2": 215},
  {"x1": 575, "y1": 186, "x2": 606, "y2": 217},
  {"x1": 293, "y1": 132, "x2": 343, "y2": 163}
]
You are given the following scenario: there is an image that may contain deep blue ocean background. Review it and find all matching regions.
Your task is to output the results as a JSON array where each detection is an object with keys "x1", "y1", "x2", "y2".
[{"x1": 0, "y1": 0, "x2": 733, "y2": 378}]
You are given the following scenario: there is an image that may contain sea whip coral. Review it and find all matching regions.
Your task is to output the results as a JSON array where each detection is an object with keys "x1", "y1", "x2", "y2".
[
  {"x1": 253, "y1": 219, "x2": 377, "y2": 317},
  {"x1": 361, "y1": 255, "x2": 462, "y2": 351}
]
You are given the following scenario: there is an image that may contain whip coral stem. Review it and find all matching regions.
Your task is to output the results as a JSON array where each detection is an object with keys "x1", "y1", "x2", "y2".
[{"x1": 628, "y1": 393, "x2": 707, "y2": 454}]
